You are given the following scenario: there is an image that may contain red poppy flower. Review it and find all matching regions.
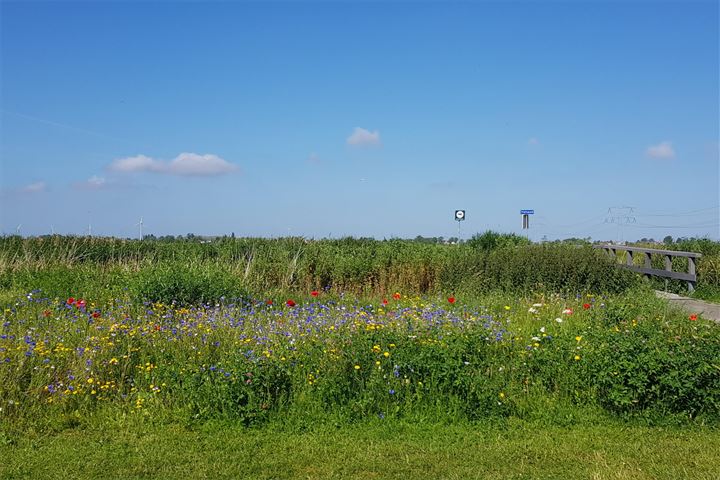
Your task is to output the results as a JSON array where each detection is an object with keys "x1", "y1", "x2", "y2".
[
  {"x1": 689, "y1": 314, "x2": 697, "y2": 321},
  {"x1": 392, "y1": 293, "x2": 401, "y2": 300},
  {"x1": 266, "y1": 299, "x2": 273, "y2": 305},
  {"x1": 583, "y1": 303, "x2": 591, "y2": 310},
  {"x1": 76, "y1": 299, "x2": 86, "y2": 309},
  {"x1": 67, "y1": 297, "x2": 75, "y2": 305},
  {"x1": 448, "y1": 296, "x2": 456, "y2": 304},
  {"x1": 92, "y1": 311, "x2": 101, "y2": 318},
  {"x1": 286, "y1": 299, "x2": 296, "y2": 307},
  {"x1": 382, "y1": 298, "x2": 388, "y2": 306},
  {"x1": 311, "y1": 290, "x2": 319, "y2": 297},
  {"x1": 43, "y1": 310, "x2": 52, "y2": 317}
]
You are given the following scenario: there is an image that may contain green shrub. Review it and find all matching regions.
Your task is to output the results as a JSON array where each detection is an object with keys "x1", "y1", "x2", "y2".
[
  {"x1": 466, "y1": 230, "x2": 531, "y2": 252},
  {"x1": 131, "y1": 264, "x2": 247, "y2": 305},
  {"x1": 589, "y1": 320, "x2": 720, "y2": 418}
]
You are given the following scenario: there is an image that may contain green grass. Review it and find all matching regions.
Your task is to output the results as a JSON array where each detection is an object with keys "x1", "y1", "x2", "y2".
[
  {"x1": 691, "y1": 286, "x2": 720, "y2": 304},
  {"x1": 0, "y1": 235, "x2": 638, "y2": 301},
  {"x1": 2, "y1": 419, "x2": 718, "y2": 479},
  {"x1": 2, "y1": 235, "x2": 719, "y2": 478}
]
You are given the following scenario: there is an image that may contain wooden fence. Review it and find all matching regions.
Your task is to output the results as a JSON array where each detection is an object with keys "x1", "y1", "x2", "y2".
[{"x1": 594, "y1": 244, "x2": 701, "y2": 292}]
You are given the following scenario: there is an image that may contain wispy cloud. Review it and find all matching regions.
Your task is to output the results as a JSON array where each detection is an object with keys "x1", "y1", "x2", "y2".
[
  {"x1": 307, "y1": 152, "x2": 321, "y2": 165},
  {"x1": 20, "y1": 181, "x2": 47, "y2": 193},
  {"x1": 347, "y1": 127, "x2": 381, "y2": 147},
  {"x1": 108, "y1": 153, "x2": 238, "y2": 176},
  {"x1": 74, "y1": 175, "x2": 107, "y2": 190},
  {"x1": 646, "y1": 141, "x2": 675, "y2": 159},
  {"x1": 2, "y1": 109, "x2": 119, "y2": 141}
]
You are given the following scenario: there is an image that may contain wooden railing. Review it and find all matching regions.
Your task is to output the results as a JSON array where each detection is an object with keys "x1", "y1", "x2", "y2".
[{"x1": 594, "y1": 244, "x2": 702, "y2": 292}]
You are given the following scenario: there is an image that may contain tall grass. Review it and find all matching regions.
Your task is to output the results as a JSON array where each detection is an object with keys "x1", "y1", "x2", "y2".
[{"x1": 0, "y1": 235, "x2": 636, "y2": 304}]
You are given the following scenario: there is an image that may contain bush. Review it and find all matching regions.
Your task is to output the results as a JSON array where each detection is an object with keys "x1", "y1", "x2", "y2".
[
  {"x1": 589, "y1": 318, "x2": 720, "y2": 418},
  {"x1": 466, "y1": 231, "x2": 531, "y2": 252},
  {"x1": 131, "y1": 264, "x2": 247, "y2": 305}
]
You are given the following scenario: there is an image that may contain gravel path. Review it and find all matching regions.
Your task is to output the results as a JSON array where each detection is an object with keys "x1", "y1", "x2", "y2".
[{"x1": 655, "y1": 290, "x2": 720, "y2": 323}]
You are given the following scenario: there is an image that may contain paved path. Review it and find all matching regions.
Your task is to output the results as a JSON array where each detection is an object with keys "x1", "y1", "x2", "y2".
[{"x1": 655, "y1": 291, "x2": 720, "y2": 323}]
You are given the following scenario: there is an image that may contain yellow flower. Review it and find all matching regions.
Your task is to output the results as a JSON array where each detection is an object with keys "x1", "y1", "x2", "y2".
[
  {"x1": 504, "y1": 306, "x2": 511, "y2": 310},
  {"x1": 87, "y1": 378, "x2": 94, "y2": 384},
  {"x1": 383, "y1": 351, "x2": 390, "y2": 358},
  {"x1": 574, "y1": 355, "x2": 581, "y2": 361},
  {"x1": 575, "y1": 336, "x2": 582, "y2": 342},
  {"x1": 375, "y1": 361, "x2": 381, "y2": 366},
  {"x1": 354, "y1": 365, "x2": 360, "y2": 370},
  {"x1": 499, "y1": 392, "x2": 505, "y2": 399}
]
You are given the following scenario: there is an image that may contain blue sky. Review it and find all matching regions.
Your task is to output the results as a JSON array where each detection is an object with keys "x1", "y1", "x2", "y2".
[{"x1": 1, "y1": 1, "x2": 718, "y2": 241}]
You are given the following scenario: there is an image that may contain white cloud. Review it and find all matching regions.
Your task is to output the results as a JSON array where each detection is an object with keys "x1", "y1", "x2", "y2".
[
  {"x1": 87, "y1": 175, "x2": 106, "y2": 188},
  {"x1": 646, "y1": 141, "x2": 675, "y2": 159},
  {"x1": 347, "y1": 127, "x2": 381, "y2": 147},
  {"x1": 20, "y1": 181, "x2": 47, "y2": 193},
  {"x1": 168, "y1": 153, "x2": 237, "y2": 175},
  {"x1": 108, "y1": 154, "x2": 161, "y2": 173},
  {"x1": 74, "y1": 175, "x2": 107, "y2": 190},
  {"x1": 108, "y1": 153, "x2": 238, "y2": 176}
]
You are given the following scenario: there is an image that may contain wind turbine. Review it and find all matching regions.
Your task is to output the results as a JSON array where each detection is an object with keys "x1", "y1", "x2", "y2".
[
  {"x1": 15, "y1": 224, "x2": 21, "y2": 236},
  {"x1": 135, "y1": 217, "x2": 144, "y2": 240}
]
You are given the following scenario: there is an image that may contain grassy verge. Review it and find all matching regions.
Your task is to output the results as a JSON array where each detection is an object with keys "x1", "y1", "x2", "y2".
[
  {"x1": 692, "y1": 286, "x2": 720, "y2": 304},
  {"x1": 1, "y1": 419, "x2": 718, "y2": 479}
]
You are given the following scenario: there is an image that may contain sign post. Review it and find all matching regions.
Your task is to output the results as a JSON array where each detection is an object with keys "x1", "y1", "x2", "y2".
[
  {"x1": 454, "y1": 210, "x2": 465, "y2": 240},
  {"x1": 520, "y1": 209, "x2": 534, "y2": 230}
]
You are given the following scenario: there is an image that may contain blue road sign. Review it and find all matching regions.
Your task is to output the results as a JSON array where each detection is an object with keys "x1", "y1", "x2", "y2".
[{"x1": 520, "y1": 209, "x2": 534, "y2": 215}]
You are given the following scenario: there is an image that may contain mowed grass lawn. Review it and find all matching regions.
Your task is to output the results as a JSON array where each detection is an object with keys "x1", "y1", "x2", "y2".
[{"x1": 2, "y1": 420, "x2": 718, "y2": 479}]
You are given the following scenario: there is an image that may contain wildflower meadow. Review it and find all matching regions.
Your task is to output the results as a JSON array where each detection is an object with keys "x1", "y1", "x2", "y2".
[{"x1": 1, "y1": 236, "x2": 719, "y2": 478}]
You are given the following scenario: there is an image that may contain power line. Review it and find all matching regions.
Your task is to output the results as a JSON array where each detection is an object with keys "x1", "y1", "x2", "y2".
[
  {"x1": 532, "y1": 212, "x2": 607, "y2": 229},
  {"x1": 634, "y1": 205, "x2": 720, "y2": 217},
  {"x1": 627, "y1": 222, "x2": 720, "y2": 229}
]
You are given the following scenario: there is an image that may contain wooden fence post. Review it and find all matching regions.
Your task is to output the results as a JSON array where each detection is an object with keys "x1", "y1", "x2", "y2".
[{"x1": 688, "y1": 257, "x2": 696, "y2": 292}]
